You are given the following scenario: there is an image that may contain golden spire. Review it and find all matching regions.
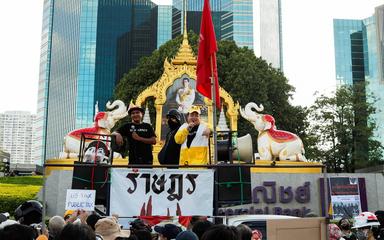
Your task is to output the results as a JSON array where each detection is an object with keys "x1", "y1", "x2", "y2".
[
  {"x1": 172, "y1": 0, "x2": 197, "y2": 65},
  {"x1": 182, "y1": 0, "x2": 188, "y2": 45}
]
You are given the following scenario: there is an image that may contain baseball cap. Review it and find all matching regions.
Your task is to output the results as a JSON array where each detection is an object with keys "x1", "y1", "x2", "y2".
[{"x1": 188, "y1": 105, "x2": 201, "y2": 114}]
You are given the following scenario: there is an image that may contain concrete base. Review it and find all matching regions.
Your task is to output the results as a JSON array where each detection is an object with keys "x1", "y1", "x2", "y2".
[{"x1": 38, "y1": 170, "x2": 73, "y2": 217}]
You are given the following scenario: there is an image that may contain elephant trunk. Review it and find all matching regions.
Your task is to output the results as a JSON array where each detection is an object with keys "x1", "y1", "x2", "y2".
[
  {"x1": 240, "y1": 102, "x2": 264, "y2": 122},
  {"x1": 106, "y1": 100, "x2": 128, "y2": 120}
]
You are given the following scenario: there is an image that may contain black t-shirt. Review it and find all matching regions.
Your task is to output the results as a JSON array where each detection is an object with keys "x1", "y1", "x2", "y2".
[{"x1": 116, "y1": 122, "x2": 155, "y2": 165}]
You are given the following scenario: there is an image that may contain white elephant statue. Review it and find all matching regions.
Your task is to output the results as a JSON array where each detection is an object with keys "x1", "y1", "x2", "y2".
[
  {"x1": 60, "y1": 100, "x2": 128, "y2": 159},
  {"x1": 240, "y1": 102, "x2": 306, "y2": 161}
]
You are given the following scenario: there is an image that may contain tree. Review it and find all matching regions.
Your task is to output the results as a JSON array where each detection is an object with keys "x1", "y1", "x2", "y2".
[
  {"x1": 114, "y1": 32, "x2": 309, "y2": 152},
  {"x1": 307, "y1": 83, "x2": 383, "y2": 172}
]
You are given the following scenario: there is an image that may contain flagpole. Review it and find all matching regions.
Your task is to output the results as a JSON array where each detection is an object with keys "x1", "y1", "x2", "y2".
[{"x1": 210, "y1": 54, "x2": 218, "y2": 164}]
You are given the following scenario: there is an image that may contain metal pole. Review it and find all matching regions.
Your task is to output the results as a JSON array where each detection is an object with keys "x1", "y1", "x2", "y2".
[
  {"x1": 323, "y1": 164, "x2": 329, "y2": 240},
  {"x1": 41, "y1": 163, "x2": 47, "y2": 232},
  {"x1": 210, "y1": 55, "x2": 218, "y2": 164}
]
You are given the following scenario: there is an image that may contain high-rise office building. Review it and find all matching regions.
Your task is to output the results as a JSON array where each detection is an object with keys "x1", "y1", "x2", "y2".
[
  {"x1": 254, "y1": 0, "x2": 283, "y2": 69},
  {"x1": 154, "y1": 5, "x2": 172, "y2": 48},
  {"x1": 172, "y1": 0, "x2": 221, "y2": 40},
  {"x1": 171, "y1": 0, "x2": 283, "y2": 68},
  {"x1": 221, "y1": 0, "x2": 253, "y2": 49},
  {"x1": 172, "y1": 0, "x2": 255, "y2": 49},
  {"x1": 333, "y1": 4, "x2": 384, "y2": 144},
  {"x1": 0, "y1": 112, "x2": 36, "y2": 165},
  {"x1": 36, "y1": 0, "x2": 160, "y2": 162}
]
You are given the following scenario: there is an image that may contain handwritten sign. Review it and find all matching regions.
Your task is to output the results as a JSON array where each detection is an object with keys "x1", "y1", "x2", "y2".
[{"x1": 65, "y1": 189, "x2": 96, "y2": 211}]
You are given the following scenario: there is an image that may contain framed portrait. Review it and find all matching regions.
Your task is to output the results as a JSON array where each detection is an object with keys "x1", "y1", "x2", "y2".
[{"x1": 160, "y1": 74, "x2": 208, "y2": 140}]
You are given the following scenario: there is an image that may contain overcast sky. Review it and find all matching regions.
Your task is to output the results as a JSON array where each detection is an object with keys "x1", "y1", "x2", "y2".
[{"x1": 0, "y1": 0, "x2": 382, "y2": 114}]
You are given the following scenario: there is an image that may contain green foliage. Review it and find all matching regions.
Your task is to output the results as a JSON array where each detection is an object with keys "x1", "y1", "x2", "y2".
[
  {"x1": 307, "y1": 83, "x2": 383, "y2": 172},
  {"x1": 114, "y1": 32, "x2": 309, "y2": 152},
  {"x1": 0, "y1": 176, "x2": 42, "y2": 213}
]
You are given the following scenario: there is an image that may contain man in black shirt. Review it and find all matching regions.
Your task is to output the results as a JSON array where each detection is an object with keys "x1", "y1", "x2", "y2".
[{"x1": 112, "y1": 105, "x2": 156, "y2": 165}]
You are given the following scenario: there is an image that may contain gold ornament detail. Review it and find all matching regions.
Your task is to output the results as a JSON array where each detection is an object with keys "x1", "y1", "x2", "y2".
[{"x1": 135, "y1": 31, "x2": 239, "y2": 155}]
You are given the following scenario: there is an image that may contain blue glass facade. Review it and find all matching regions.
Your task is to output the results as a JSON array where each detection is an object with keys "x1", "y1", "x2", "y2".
[
  {"x1": 221, "y1": 0, "x2": 253, "y2": 48},
  {"x1": 34, "y1": 0, "x2": 54, "y2": 164},
  {"x1": 172, "y1": 0, "x2": 222, "y2": 42},
  {"x1": 40, "y1": 0, "x2": 159, "y2": 159},
  {"x1": 333, "y1": 4, "x2": 384, "y2": 144},
  {"x1": 333, "y1": 20, "x2": 364, "y2": 85},
  {"x1": 155, "y1": 5, "x2": 172, "y2": 48}
]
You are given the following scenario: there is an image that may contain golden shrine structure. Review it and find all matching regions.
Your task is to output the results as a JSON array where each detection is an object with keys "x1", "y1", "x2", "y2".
[{"x1": 46, "y1": 29, "x2": 323, "y2": 174}]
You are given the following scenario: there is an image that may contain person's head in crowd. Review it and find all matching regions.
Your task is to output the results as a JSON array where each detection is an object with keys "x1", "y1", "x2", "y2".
[
  {"x1": 187, "y1": 106, "x2": 201, "y2": 126},
  {"x1": 375, "y1": 210, "x2": 384, "y2": 228},
  {"x1": 353, "y1": 212, "x2": 380, "y2": 240},
  {"x1": 166, "y1": 109, "x2": 184, "y2": 131},
  {"x1": 86, "y1": 213, "x2": 101, "y2": 231},
  {"x1": 328, "y1": 223, "x2": 342, "y2": 240},
  {"x1": 200, "y1": 224, "x2": 238, "y2": 240},
  {"x1": 154, "y1": 223, "x2": 182, "y2": 240},
  {"x1": 251, "y1": 229, "x2": 262, "y2": 240},
  {"x1": 58, "y1": 223, "x2": 95, "y2": 240},
  {"x1": 0, "y1": 223, "x2": 37, "y2": 240},
  {"x1": 338, "y1": 218, "x2": 354, "y2": 238},
  {"x1": 188, "y1": 216, "x2": 207, "y2": 230},
  {"x1": 63, "y1": 210, "x2": 74, "y2": 222},
  {"x1": 133, "y1": 229, "x2": 152, "y2": 240},
  {"x1": 175, "y1": 230, "x2": 198, "y2": 240},
  {"x1": 95, "y1": 217, "x2": 130, "y2": 240},
  {"x1": 14, "y1": 200, "x2": 43, "y2": 225},
  {"x1": 236, "y1": 224, "x2": 252, "y2": 240},
  {"x1": 49, "y1": 215, "x2": 65, "y2": 239},
  {"x1": 128, "y1": 104, "x2": 144, "y2": 124},
  {"x1": 191, "y1": 220, "x2": 213, "y2": 239},
  {"x1": 130, "y1": 219, "x2": 152, "y2": 234}
]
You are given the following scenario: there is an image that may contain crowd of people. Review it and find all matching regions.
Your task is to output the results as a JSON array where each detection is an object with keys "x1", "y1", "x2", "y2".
[
  {"x1": 328, "y1": 211, "x2": 384, "y2": 240},
  {"x1": 0, "y1": 200, "x2": 265, "y2": 240},
  {"x1": 1, "y1": 201, "x2": 384, "y2": 240},
  {"x1": 1, "y1": 199, "x2": 384, "y2": 240}
]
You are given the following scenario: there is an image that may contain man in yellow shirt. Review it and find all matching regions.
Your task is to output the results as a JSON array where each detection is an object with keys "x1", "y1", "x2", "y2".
[{"x1": 175, "y1": 105, "x2": 211, "y2": 165}]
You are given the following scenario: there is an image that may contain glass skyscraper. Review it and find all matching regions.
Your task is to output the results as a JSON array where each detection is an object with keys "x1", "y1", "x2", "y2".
[
  {"x1": 172, "y1": 0, "x2": 254, "y2": 49},
  {"x1": 172, "y1": 0, "x2": 221, "y2": 40},
  {"x1": 36, "y1": 0, "x2": 159, "y2": 161},
  {"x1": 333, "y1": 4, "x2": 384, "y2": 144},
  {"x1": 36, "y1": 0, "x2": 262, "y2": 162}
]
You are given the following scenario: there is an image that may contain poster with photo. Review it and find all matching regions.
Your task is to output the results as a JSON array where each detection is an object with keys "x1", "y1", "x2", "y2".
[
  {"x1": 329, "y1": 177, "x2": 361, "y2": 219},
  {"x1": 160, "y1": 74, "x2": 207, "y2": 140}
]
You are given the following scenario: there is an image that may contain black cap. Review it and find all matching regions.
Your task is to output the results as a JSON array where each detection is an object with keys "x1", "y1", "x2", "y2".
[
  {"x1": 154, "y1": 224, "x2": 182, "y2": 239},
  {"x1": 166, "y1": 109, "x2": 184, "y2": 124}
]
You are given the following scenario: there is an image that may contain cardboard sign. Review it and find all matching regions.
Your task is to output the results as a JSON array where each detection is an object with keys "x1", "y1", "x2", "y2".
[
  {"x1": 65, "y1": 189, "x2": 96, "y2": 211},
  {"x1": 110, "y1": 168, "x2": 214, "y2": 217}
]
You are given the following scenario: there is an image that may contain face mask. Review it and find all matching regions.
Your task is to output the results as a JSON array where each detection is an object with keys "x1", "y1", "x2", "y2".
[
  {"x1": 340, "y1": 225, "x2": 351, "y2": 231},
  {"x1": 356, "y1": 229, "x2": 369, "y2": 240},
  {"x1": 168, "y1": 119, "x2": 180, "y2": 130}
]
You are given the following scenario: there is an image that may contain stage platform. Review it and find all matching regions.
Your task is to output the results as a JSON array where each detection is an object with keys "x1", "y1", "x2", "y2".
[{"x1": 45, "y1": 159, "x2": 323, "y2": 174}]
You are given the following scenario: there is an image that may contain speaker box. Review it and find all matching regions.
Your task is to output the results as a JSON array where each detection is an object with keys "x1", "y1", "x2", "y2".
[
  {"x1": 71, "y1": 162, "x2": 110, "y2": 206},
  {"x1": 216, "y1": 166, "x2": 251, "y2": 203}
]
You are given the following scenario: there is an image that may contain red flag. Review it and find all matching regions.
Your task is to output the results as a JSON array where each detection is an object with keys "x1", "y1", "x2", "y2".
[{"x1": 197, "y1": 0, "x2": 220, "y2": 108}]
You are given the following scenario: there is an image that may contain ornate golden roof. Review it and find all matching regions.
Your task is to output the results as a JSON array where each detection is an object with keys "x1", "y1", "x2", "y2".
[{"x1": 171, "y1": 25, "x2": 197, "y2": 65}]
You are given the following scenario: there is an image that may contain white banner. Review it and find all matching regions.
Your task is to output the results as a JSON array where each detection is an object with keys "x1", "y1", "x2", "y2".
[{"x1": 110, "y1": 168, "x2": 214, "y2": 216}]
